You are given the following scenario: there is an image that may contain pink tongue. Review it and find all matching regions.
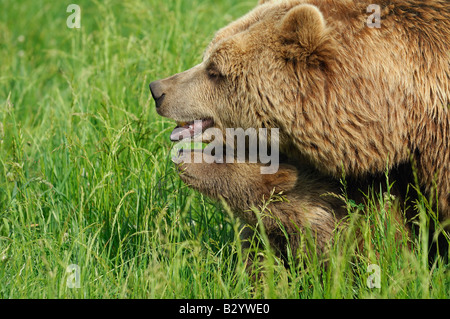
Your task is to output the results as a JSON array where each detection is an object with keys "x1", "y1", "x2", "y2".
[{"x1": 170, "y1": 121, "x2": 204, "y2": 141}]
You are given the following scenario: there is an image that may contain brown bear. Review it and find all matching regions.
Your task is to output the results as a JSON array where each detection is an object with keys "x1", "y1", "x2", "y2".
[
  {"x1": 174, "y1": 150, "x2": 411, "y2": 261},
  {"x1": 175, "y1": 150, "x2": 349, "y2": 259},
  {"x1": 150, "y1": 0, "x2": 449, "y2": 255}
]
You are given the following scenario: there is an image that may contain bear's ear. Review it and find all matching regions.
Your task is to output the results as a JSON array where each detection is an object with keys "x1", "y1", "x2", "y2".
[
  {"x1": 278, "y1": 4, "x2": 333, "y2": 64},
  {"x1": 262, "y1": 164, "x2": 298, "y2": 193}
]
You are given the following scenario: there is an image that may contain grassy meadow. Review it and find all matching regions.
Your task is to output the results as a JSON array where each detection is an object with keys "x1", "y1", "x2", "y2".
[{"x1": 0, "y1": 0, "x2": 449, "y2": 299}]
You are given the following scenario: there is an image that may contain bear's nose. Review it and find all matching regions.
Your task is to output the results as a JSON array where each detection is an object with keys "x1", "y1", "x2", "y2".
[{"x1": 149, "y1": 81, "x2": 165, "y2": 108}]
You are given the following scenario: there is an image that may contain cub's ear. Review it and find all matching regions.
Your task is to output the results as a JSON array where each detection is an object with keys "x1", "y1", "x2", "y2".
[
  {"x1": 258, "y1": 0, "x2": 274, "y2": 5},
  {"x1": 279, "y1": 4, "x2": 335, "y2": 65},
  {"x1": 262, "y1": 164, "x2": 298, "y2": 193}
]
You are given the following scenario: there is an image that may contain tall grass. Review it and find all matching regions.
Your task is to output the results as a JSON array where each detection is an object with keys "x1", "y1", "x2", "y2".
[{"x1": 0, "y1": 0, "x2": 448, "y2": 299}]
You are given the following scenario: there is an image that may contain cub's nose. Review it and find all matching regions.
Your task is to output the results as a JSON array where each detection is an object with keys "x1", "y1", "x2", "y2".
[{"x1": 149, "y1": 81, "x2": 165, "y2": 108}]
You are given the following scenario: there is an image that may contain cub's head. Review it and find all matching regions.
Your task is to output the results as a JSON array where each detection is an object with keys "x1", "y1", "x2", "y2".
[{"x1": 150, "y1": 0, "x2": 337, "y2": 147}]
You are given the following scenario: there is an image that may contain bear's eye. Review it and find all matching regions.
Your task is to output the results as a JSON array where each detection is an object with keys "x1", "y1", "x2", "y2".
[{"x1": 206, "y1": 65, "x2": 224, "y2": 81}]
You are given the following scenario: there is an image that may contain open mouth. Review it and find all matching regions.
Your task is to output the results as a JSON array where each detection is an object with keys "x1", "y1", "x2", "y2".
[{"x1": 170, "y1": 118, "x2": 215, "y2": 142}]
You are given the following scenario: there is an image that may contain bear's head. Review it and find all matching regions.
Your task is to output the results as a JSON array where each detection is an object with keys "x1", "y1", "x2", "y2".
[{"x1": 150, "y1": 0, "x2": 337, "y2": 152}]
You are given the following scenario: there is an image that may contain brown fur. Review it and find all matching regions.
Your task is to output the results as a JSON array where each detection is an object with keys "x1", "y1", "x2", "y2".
[
  {"x1": 176, "y1": 151, "x2": 409, "y2": 261},
  {"x1": 151, "y1": 0, "x2": 449, "y2": 256},
  {"x1": 177, "y1": 151, "x2": 347, "y2": 258}
]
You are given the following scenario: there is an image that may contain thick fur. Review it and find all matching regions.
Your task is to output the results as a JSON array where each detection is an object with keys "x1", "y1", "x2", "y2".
[
  {"x1": 176, "y1": 151, "x2": 409, "y2": 259},
  {"x1": 152, "y1": 0, "x2": 449, "y2": 255},
  {"x1": 177, "y1": 151, "x2": 347, "y2": 257}
]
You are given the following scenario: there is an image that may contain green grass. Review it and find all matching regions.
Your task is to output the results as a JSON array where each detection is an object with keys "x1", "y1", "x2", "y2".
[{"x1": 0, "y1": 0, "x2": 449, "y2": 299}]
